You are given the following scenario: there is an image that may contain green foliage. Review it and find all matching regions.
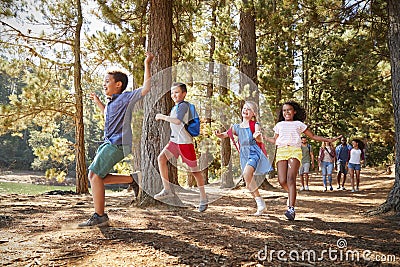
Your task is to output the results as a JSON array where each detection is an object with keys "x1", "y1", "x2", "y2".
[{"x1": 0, "y1": 0, "x2": 396, "y2": 174}]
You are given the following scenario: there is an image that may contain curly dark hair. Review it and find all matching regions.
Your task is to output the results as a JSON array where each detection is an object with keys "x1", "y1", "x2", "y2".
[
  {"x1": 278, "y1": 100, "x2": 307, "y2": 122},
  {"x1": 352, "y1": 139, "x2": 365, "y2": 150}
]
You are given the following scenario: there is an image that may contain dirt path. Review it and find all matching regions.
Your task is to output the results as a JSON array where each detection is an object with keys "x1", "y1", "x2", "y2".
[{"x1": 0, "y1": 168, "x2": 399, "y2": 266}]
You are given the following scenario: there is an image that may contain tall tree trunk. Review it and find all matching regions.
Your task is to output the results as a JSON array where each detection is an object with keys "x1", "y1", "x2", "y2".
[
  {"x1": 239, "y1": 0, "x2": 272, "y2": 189},
  {"x1": 219, "y1": 64, "x2": 234, "y2": 188},
  {"x1": 239, "y1": 0, "x2": 258, "y2": 102},
  {"x1": 74, "y1": 0, "x2": 88, "y2": 194},
  {"x1": 368, "y1": 0, "x2": 400, "y2": 215},
  {"x1": 201, "y1": 5, "x2": 217, "y2": 185},
  {"x1": 385, "y1": 0, "x2": 400, "y2": 212},
  {"x1": 138, "y1": 0, "x2": 173, "y2": 206}
]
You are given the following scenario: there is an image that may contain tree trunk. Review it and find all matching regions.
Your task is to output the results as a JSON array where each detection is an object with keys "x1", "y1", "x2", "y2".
[
  {"x1": 384, "y1": 0, "x2": 400, "y2": 212},
  {"x1": 74, "y1": 0, "x2": 88, "y2": 194},
  {"x1": 367, "y1": 0, "x2": 400, "y2": 215},
  {"x1": 219, "y1": 64, "x2": 234, "y2": 188},
  {"x1": 138, "y1": 0, "x2": 173, "y2": 206},
  {"x1": 239, "y1": 0, "x2": 273, "y2": 189},
  {"x1": 201, "y1": 6, "x2": 216, "y2": 185},
  {"x1": 239, "y1": 0, "x2": 258, "y2": 102}
]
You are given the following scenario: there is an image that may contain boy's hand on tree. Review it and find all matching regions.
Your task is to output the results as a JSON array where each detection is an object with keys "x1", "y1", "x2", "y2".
[{"x1": 145, "y1": 52, "x2": 154, "y2": 65}]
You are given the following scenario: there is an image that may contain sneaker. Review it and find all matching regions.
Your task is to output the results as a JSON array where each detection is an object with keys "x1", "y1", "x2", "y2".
[
  {"x1": 341, "y1": 187, "x2": 346, "y2": 191},
  {"x1": 78, "y1": 213, "x2": 109, "y2": 227},
  {"x1": 305, "y1": 186, "x2": 309, "y2": 191},
  {"x1": 299, "y1": 186, "x2": 305, "y2": 191},
  {"x1": 128, "y1": 172, "x2": 140, "y2": 198},
  {"x1": 356, "y1": 187, "x2": 359, "y2": 192},
  {"x1": 351, "y1": 188, "x2": 355, "y2": 192},
  {"x1": 337, "y1": 186, "x2": 341, "y2": 190},
  {"x1": 323, "y1": 187, "x2": 327, "y2": 192},
  {"x1": 254, "y1": 197, "x2": 266, "y2": 216},
  {"x1": 198, "y1": 199, "x2": 208, "y2": 212},
  {"x1": 285, "y1": 207, "x2": 295, "y2": 221},
  {"x1": 154, "y1": 189, "x2": 174, "y2": 200},
  {"x1": 330, "y1": 186, "x2": 333, "y2": 191}
]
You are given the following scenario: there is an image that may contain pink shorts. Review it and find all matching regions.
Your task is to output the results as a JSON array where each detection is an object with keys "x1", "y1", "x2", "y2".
[{"x1": 165, "y1": 141, "x2": 198, "y2": 168}]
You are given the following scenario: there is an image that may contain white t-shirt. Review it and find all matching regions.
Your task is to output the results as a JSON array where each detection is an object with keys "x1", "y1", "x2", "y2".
[
  {"x1": 169, "y1": 102, "x2": 193, "y2": 144},
  {"x1": 349, "y1": 148, "x2": 363, "y2": 164},
  {"x1": 273, "y1": 121, "x2": 308, "y2": 148}
]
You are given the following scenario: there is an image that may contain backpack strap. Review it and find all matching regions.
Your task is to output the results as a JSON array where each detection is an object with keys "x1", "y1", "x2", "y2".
[{"x1": 249, "y1": 120, "x2": 268, "y2": 157}]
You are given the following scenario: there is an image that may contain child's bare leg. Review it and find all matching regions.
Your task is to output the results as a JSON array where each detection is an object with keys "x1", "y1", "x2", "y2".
[
  {"x1": 157, "y1": 152, "x2": 171, "y2": 191},
  {"x1": 277, "y1": 161, "x2": 289, "y2": 192},
  {"x1": 88, "y1": 171, "x2": 106, "y2": 215},
  {"x1": 287, "y1": 158, "x2": 300, "y2": 207},
  {"x1": 243, "y1": 165, "x2": 260, "y2": 197},
  {"x1": 191, "y1": 171, "x2": 207, "y2": 200},
  {"x1": 300, "y1": 174, "x2": 305, "y2": 187}
]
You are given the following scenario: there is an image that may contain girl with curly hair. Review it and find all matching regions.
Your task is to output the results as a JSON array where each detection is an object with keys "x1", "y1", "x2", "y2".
[{"x1": 264, "y1": 101, "x2": 341, "y2": 220}]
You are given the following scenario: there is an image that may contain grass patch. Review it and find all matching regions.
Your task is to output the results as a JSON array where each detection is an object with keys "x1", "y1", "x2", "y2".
[{"x1": 0, "y1": 182, "x2": 75, "y2": 195}]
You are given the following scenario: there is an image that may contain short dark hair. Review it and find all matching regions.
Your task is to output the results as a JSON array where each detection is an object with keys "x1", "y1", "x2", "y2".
[
  {"x1": 107, "y1": 70, "x2": 129, "y2": 92},
  {"x1": 301, "y1": 136, "x2": 307, "y2": 140},
  {"x1": 172, "y1": 82, "x2": 187, "y2": 93}
]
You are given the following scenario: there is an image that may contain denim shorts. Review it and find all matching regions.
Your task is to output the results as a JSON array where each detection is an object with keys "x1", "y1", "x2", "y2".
[
  {"x1": 348, "y1": 163, "x2": 361, "y2": 171},
  {"x1": 88, "y1": 142, "x2": 125, "y2": 178}
]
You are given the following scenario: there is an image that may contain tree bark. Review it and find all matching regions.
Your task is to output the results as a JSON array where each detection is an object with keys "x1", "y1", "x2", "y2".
[
  {"x1": 219, "y1": 64, "x2": 234, "y2": 188},
  {"x1": 74, "y1": 0, "x2": 88, "y2": 194},
  {"x1": 384, "y1": 0, "x2": 400, "y2": 212},
  {"x1": 138, "y1": 0, "x2": 173, "y2": 206},
  {"x1": 239, "y1": 0, "x2": 272, "y2": 189}
]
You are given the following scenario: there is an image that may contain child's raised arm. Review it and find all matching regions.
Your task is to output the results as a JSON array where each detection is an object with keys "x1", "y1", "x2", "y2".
[
  {"x1": 141, "y1": 52, "x2": 154, "y2": 96},
  {"x1": 90, "y1": 92, "x2": 105, "y2": 113}
]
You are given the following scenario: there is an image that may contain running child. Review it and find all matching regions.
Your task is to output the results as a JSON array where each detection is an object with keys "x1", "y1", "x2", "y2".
[
  {"x1": 264, "y1": 101, "x2": 341, "y2": 220},
  {"x1": 154, "y1": 82, "x2": 208, "y2": 212},
  {"x1": 215, "y1": 101, "x2": 271, "y2": 216}
]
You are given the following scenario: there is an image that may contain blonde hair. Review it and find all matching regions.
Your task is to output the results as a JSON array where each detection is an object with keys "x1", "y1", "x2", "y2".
[{"x1": 244, "y1": 100, "x2": 259, "y2": 121}]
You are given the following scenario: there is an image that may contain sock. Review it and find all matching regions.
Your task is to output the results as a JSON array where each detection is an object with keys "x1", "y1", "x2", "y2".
[{"x1": 255, "y1": 197, "x2": 266, "y2": 209}]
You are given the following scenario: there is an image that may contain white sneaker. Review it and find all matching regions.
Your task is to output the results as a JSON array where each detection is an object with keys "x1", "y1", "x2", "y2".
[
  {"x1": 254, "y1": 197, "x2": 266, "y2": 216},
  {"x1": 351, "y1": 188, "x2": 355, "y2": 192},
  {"x1": 356, "y1": 187, "x2": 359, "y2": 192},
  {"x1": 154, "y1": 189, "x2": 173, "y2": 200},
  {"x1": 305, "y1": 186, "x2": 309, "y2": 191},
  {"x1": 300, "y1": 186, "x2": 305, "y2": 191}
]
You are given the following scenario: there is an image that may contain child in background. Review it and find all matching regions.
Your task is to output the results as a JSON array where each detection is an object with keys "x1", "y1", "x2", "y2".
[
  {"x1": 215, "y1": 101, "x2": 271, "y2": 216},
  {"x1": 349, "y1": 139, "x2": 365, "y2": 192},
  {"x1": 154, "y1": 82, "x2": 208, "y2": 212},
  {"x1": 264, "y1": 101, "x2": 341, "y2": 220}
]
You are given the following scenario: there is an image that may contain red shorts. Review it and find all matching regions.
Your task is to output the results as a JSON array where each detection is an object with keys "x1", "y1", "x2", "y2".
[{"x1": 165, "y1": 141, "x2": 198, "y2": 168}]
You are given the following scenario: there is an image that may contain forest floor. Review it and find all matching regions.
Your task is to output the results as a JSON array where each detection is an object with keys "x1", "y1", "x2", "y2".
[{"x1": 0, "y1": 168, "x2": 399, "y2": 267}]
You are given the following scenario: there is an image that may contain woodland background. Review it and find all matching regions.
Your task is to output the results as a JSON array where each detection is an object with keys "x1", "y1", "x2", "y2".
[{"x1": 0, "y1": 0, "x2": 398, "y2": 210}]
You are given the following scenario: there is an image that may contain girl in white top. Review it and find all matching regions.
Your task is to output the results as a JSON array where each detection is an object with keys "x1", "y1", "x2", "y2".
[
  {"x1": 348, "y1": 139, "x2": 365, "y2": 192},
  {"x1": 263, "y1": 101, "x2": 341, "y2": 221}
]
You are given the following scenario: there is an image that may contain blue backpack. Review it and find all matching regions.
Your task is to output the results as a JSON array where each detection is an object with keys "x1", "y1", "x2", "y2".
[{"x1": 181, "y1": 101, "x2": 200, "y2": 137}]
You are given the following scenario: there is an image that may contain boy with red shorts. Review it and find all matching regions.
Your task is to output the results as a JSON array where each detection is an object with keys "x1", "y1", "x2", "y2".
[{"x1": 154, "y1": 82, "x2": 208, "y2": 212}]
